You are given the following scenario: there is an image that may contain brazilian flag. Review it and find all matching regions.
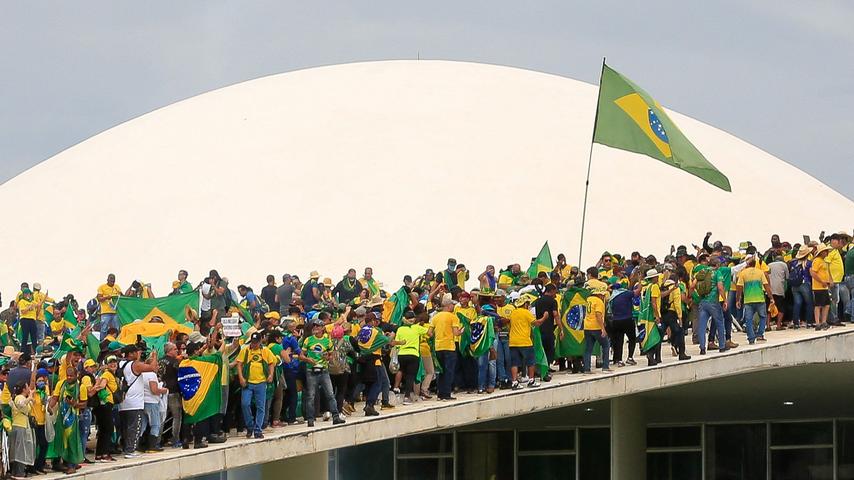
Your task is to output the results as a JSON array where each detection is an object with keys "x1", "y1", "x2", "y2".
[
  {"x1": 556, "y1": 287, "x2": 590, "y2": 357},
  {"x1": 62, "y1": 305, "x2": 78, "y2": 329},
  {"x1": 637, "y1": 283, "x2": 662, "y2": 353},
  {"x1": 458, "y1": 314, "x2": 495, "y2": 358},
  {"x1": 179, "y1": 353, "x2": 223, "y2": 424},
  {"x1": 526, "y1": 241, "x2": 554, "y2": 278},
  {"x1": 357, "y1": 325, "x2": 390, "y2": 357},
  {"x1": 384, "y1": 287, "x2": 410, "y2": 326},
  {"x1": 593, "y1": 64, "x2": 731, "y2": 192},
  {"x1": 531, "y1": 326, "x2": 549, "y2": 379},
  {"x1": 115, "y1": 291, "x2": 199, "y2": 327}
]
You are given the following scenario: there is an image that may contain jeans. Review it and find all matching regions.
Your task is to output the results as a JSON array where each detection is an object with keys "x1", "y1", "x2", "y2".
[
  {"x1": 141, "y1": 402, "x2": 162, "y2": 437},
  {"x1": 378, "y1": 363, "x2": 390, "y2": 405},
  {"x1": 698, "y1": 301, "x2": 726, "y2": 351},
  {"x1": 36, "y1": 320, "x2": 46, "y2": 344},
  {"x1": 167, "y1": 393, "x2": 182, "y2": 443},
  {"x1": 844, "y1": 275, "x2": 854, "y2": 318},
  {"x1": 304, "y1": 370, "x2": 338, "y2": 421},
  {"x1": 792, "y1": 283, "x2": 815, "y2": 326},
  {"x1": 34, "y1": 424, "x2": 48, "y2": 470},
  {"x1": 741, "y1": 302, "x2": 767, "y2": 343},
  {"x1": 19, "y1": 318, "x2": 38, "y2": 354},
  {"x1": 100, "y1": 313, "x2": 119, "y2": 335},
  {"x1": 436, "y1": 350, "x2": 457, "y2": 398},
  {"x1": 476, "y1": 353, "x2": 496, "y2": 390},
  {"x1": 79, "y1": 407, "x2": 92, "y2": 453},
  {"x1": 495, "y1": 337, "x2": 511, "y2": 383},
  {"x1": 241, "y1": 382, "x2": 267, "y2": 435},
  {"x1": 282, "y1": 369, "x2": 299, "y2": 422},
  {"x1": 726, "y1": 290, "x2": 743, "y2": 329},
  {"x1": 829, "y1": 283, "x2": 841, "y2": 323},
  {"x1": 583, "y1": 330, "x2": 610, "y2": 372}
]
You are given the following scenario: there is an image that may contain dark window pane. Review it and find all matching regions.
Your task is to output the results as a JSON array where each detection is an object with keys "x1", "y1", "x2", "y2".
[
  {"x1": 519, "y1": 430, "x2": 575, "y2": 452},
  {"x1": 397, "y1": 458, "x2": 454, "y2": 480},
  {"x1": 397, "y1": 433, "x2": 454, "y2": 455},
  {"x1": 647, "y1": 426, "x2": 701, "y2": 448},
  {"x1": 456, "y1": 431, "x2": 513, "y2": 480},
  {"x1": 838, "y1": 421, "x2": 854, "y2": 480},
  {"x1": 579, "y1": 428, "x2": 610, "y2": 480},
  {"x1": 647, "y1": 452, "x2": 702, "y2": 480},
  {"x1": 517, "y1": 455, "x2": 576, "y2": 480},
  {"x1": 771, "y1": 448, "x2": 833, "y2": 480},
  {"x1": 771, "y1": 422, "x2": 833, "y2": 446},
  {"x1": 337, "y1": 440, "x2": 394, "y2": 480},
  {"x1": 705, "y1": 424, "x2": 767, "y2": 480}
]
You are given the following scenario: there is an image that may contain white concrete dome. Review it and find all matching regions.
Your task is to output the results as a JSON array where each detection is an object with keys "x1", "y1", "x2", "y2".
[{"x1": 2, "y1": 60, "x2": 852, "y2": 298}]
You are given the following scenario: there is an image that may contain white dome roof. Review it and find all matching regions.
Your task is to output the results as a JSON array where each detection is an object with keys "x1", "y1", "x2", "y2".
[{"x1": 2, "y1": 60, "x2": 852, "y2": 298}]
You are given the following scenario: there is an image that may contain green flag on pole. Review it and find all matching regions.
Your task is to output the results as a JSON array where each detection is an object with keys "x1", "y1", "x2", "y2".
[
  {"x1": 593, "y1": 64, "x2": 731, "y2": 192},
  {"x1": 526, "y1": 242, "x2": 554, "y2": 279}
]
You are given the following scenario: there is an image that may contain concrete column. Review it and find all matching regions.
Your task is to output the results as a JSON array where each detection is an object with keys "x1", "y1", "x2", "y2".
[
  {"x1": 610, "y1": 396, "x2": 646, "y2": 480},
  {"x1": 229, "y1": 452, "x2": 329, "y2": 480}
]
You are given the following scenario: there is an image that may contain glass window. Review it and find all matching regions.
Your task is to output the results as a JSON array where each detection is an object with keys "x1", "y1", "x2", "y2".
[
  {"x1": 337, "y1": 440, "x2": 394, "y2": 480},
  {"x1": 578, "y1": 428, "x2": 610, "y2": 480},
  {"x1": 838, "y1": 421, "x2": 854, "y2": 480},
  {"x1": 397, "y1": 458, "x2": 454, "y2": 480},
  {"x1": 647, "y1": 426, "x2": 701, "y2": 449},
  {"x1": 647, "y1": 452, "x2": 702, "y2": 480},
  {"x1": 705, "y1": 423, "x2": 766, "y2": 480},
  {"x1": 456, "y1": 431, "x2": 513, "y2": 480},
  {"x1": 518, "y1": 430, "x2": 575, "y2": 452},
  {"x1": 770, "y1": 421, "x2": 833, "y2": 446},
  {"x1": 517, "y1": 455, "x2": 576, "y2": 480},
  {"x1": 770, "y1": 448, "x2": 833, "y2": 480},
  {"x1": 397, "y1": 433, "x2": 454, "y2": 455}
]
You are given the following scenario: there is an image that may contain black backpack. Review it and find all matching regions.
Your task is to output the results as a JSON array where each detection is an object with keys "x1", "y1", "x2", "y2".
[
  {"x1": 83, "y1": 372, "x2": 100, "y2": 408},
  {"x1": 788, "y1": 261, "x2": 804, "y2": 288}
]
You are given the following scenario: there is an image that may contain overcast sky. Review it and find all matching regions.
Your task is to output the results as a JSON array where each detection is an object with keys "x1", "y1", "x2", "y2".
[{"x1": 2, "y1": 1, "x2": 852, "y2": 199}]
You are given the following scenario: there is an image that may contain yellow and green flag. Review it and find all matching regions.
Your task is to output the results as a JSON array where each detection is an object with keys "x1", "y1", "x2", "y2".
[
  {"x1": 593, "y1": 64, "x2": 731, "y2": 192},
  {"x1": 556, "y1": 287, "x2": 589, "y2": 357},
  {"x1": 638, "y1": 283, "x2": 662, "y2": 353},
  {"x1": 178, "y1": 354, "x2": 222, "y2": 424},
  {"x1": 526, "y1": 242, "x2": 554, "y2": 279},
  {"x1": 383, "y1": 287, "x2": 410, "y2": 326},
  {"x1": 458, "y1": 313, "x2": 496, "y2": 357}
]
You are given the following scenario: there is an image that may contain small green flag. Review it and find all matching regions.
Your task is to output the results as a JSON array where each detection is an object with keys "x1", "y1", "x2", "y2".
[
  {"x1": 526, "y1": 242, "x2": 554, "y2": 279},
  {"x1": 593, "y1": 64, "x2": 731, "y2": 192},
  {"x1": 85, "y1": 333, "x2": 101, "y2": 361},
  {"x1": 531, "y1": 326, "x2": 549, "y2": 379}
]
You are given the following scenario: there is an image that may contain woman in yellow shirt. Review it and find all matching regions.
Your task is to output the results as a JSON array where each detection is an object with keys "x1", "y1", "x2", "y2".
[
  {"x1": 32, "y1": 373, "x2": 50, "y2": 474},
  {"x1": 582, "y1": 287, "x2": 610, "y2": 374},
  {"x1": 10, "y1": 383, "x2": 35, "y2": 477},
  {"x1": 811, "y1": 245, "x2": 833, "y2": 331},
  {"x1": 94, "y1": 356, "x2": 119, "y2": 462}
]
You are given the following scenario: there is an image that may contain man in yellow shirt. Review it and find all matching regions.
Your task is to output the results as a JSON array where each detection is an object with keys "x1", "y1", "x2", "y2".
[
  {"x1": 827, "y1": 235, "x2": 846, "y2": 325},
  {"x1": 494, "y1": 291, "x2": 514, "y2": 388},
  {"x1": 235, "y1": 332, "x2": 276, "y2": 438},
  {"x1": 97, "y1": 274, "x2": 123, "y2": 335},
  {"x1": 16, "y1": 288, "x2": 39, "y2": 354},
  {"x1": 431, "y1": 296, "x2": 461, "y2": 400},
  {"x1": 582, "y1": 286, "x2": 610, "y2": 374},
  {"x1": 508, "y1": 295, "x2": 543, "y2": 389},
  {"x1": 32, "y1": 282, "x2": 52, "y2": 345},
  {"x1": 811, "y1": 244, "x2": 834, "y2": 331}
]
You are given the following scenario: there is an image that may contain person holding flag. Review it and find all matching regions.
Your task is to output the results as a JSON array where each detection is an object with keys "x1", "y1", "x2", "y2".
[
  {"x1": 460, "y1": 305, "x2": 497, "y2": 394},
  {"x1": 357, "y1": 313, "x2": 394, "y2": 414},
  {"x1": 179, "y1": 340, "x2": 223, "y2": 449},
  {"x1": 638, "y1": 269, "x2": 664, "y2": 366},
  {"x1": 47, "y1": 365, "x2": 85, "y2": 474}
]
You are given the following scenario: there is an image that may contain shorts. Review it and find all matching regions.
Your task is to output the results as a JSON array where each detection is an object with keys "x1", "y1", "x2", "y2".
[
  {"x1": 814, "y1": 290, "x2": 831, "y2": 307},
  {"x1": 772, "y1": 295, "x2": 785, "y2": 309},
  {"x1": 510, "y1": 346, "x2": 535, "y2": 368}
]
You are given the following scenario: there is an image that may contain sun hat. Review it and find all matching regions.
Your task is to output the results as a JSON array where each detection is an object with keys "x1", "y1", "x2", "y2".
[
  {"x1": 32, "y1": 282, "x2": 42, "y2": 291},
  {"x1": 795, "y1": 246, "x2": 812, "y2": 260},
  {"x1": 309, "y1": 271, "x2": 320, "y2": 279},
  {"x1": 644, "y1": 269, "x2": 662, "y2": 279},
  {"x1": 814, "y1": 244, "x2": 833, "y2": 256},
  {"x1": 322, "y1": 278, "x2": 333, "y2": 287}
]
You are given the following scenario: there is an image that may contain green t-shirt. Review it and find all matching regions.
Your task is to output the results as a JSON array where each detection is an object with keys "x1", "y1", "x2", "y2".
[
  {"x1": 845, "y1": 247, "x2": 854, "y2": 277},
  {"x1": 700, "y1": 269, "x2": 725, "y2": 304},
  {"x1": 395, "y1": 324, "x2": 428, "y2": 357},
  {"x1": 302, "y1": 335, "x2": 333, "y2": 369},
  {"x1": 268, "y1": 343, "x2": 284, "y2": 371},
  {"x1": 691, "y1": 264, "x2": 709, "y2": 304},
  {"x1": 717, "y1": 266, "x2": 732, "y2": 292}
]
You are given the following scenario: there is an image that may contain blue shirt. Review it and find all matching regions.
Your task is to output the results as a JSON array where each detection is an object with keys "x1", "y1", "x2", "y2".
[{"x1": 281, "y1": 333, "x2": 301, "y2": 371}]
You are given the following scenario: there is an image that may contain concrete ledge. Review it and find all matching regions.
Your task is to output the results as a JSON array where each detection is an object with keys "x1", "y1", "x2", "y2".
[{"x1": 56, "y1": 327, "x2": 854, "y2": 479}]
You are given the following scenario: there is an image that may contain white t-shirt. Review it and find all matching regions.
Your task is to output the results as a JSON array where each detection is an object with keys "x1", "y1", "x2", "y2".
[
  {"x1": 142, "y1": 371, "x2": 161, "y2": 404},
  {"x1": 200, "y1": 283, "x2": 212, "y2": 312},
  {"x1": 119, "y1": 361, "x2": 145, "y2": 411}
]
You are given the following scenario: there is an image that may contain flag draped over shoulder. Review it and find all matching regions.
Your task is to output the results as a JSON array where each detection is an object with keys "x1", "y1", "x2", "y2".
[
  {"x1": 556, "y1": 287, "x2": 590, "y2": 357},
  {"x1": 357, "y1": 325, "x2": 390, "y2": 356},
  {"x1": 383, "y1": 287, "x2": 410, "y2": 326},
  {"x1": 116, "y1": 291, "x2": 197, "y2": 343},
  {"x1": 593, "y1": 64, "x2": 731, "y2": 192},
  {"x1": 527, "y1": 242, "x2": 554, "y2": 278},
  {"x1": 178, "y1": 354, "x2": 222, "y2": 424},
  {"x1": 637, "y1": 284, "x2": 662, "y2": 353},
  {"x1": 458, "y1": 313, "x2": 496, "y2": 357}
]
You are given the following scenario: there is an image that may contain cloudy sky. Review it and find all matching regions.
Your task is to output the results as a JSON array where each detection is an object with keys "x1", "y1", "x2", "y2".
[{"x1": 2, "y1": 1, "x2": 852, "y2": 199}]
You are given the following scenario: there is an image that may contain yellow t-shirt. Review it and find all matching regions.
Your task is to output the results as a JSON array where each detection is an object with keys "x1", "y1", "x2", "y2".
[
  {"x1": 32, "y1": 386, "x2": 50, "y2": 425},
  {"x1": 79, "y1": 375, "x2": 93, "y2": 402},
  {"x1": 98, "y1": 283, "x2": 122, "y2": 314},
  {"x1": 431, "y1": 311, "x2": 460, "y2": 352},
  {"x1": 811, "y1": 259, "x2": 831, "y2": 291},
  {"x1": 453, "y1": 305, "x2": 476, "y2": 343},
  {"x1": 827, "y1": 249, "x2": 844, "y2": 283},
  {"x1": 17, "y1": 298, "x2": 37, "y2": 320},
  {"x1": 33, "y1": 292, "x2": 50, "y2": 322},
  {"x1": 101, "y1": 371, "x2": 118, "y2": 404},
  {"x1": 646, "y1": 283, "x2": 661, "y2": 317},
  {"x1": 584, "y1": 296, "x2": 605, "y2": 330},
  {"x1": 509, "y1": 308, "x2": 535, "y2": 347},
  {"x1": 238, "y1": 346, "x2": 277, "y2": 384},
  {"x1": 11, "y1": 395, "x2": 32, "y2": 428},
  {"x1": 396, "y1": 324, "x2": 428, "y2": 357}
]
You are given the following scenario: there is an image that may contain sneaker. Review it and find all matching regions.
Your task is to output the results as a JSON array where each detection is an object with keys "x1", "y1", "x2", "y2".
[
  {"x1": 528, "y1": 379, "x2": 541, "y2": 388},
  {"x1": 323, "y1": 411, "x2": 332, "y2": 421},
  {"x1": 381, "y1": 403, "x2": 395, "y2": 410},
  {"x1": 616, "y1": 361, "x2": 625, "y2": 367},
  {"x1": 511, "y1": 381, "x2": 523, "y2": 390},
  {"x1": 602, "y1": 368, "x2": 613, "y2": 373},
  {"x1": 124, "y1": 452, "x2": 140, "y2": 459},
  {"x1": 403, "y1": 398, "x2": 412, "y2": 405},
  {"x1": 392, "y1": 388, "x2": 401, "y2": 394},
  {"x1": 726, "y1": 340, "x2": 739, "y2": 348},
  {"x1": 333, "y1": 416, "x2": 346, "y2": 425},
  {"x1": 254, "y1": 432, "x2": 264, "y2": 439},
  {"x1": 542, "y1": 374, "x2": 552, "y2": 382},
  {"x1": 519, "y1": 376, "x2": 529, "y2": 383},
  {"x1": 626, "y1": 358, "x2": 637, "y2": 366},
  {"x1": 307, "y1": 420, "x2": 315, "y2": 427},
  {"x1": 477, "y1": 389, "x2": 485, "y2": 394}
]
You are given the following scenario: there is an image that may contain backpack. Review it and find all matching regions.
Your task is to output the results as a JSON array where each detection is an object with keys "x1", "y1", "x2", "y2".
[
  {"x1": 328, "y1": 339, "x2": 350, "y2": 376},
  {"x1": 695, "y1": 269, "x2": 714, "y2": 298},
  {"x1": 788, "y1": 261, "x2": 804, "y2": 288},
  {"x1": 83, "y1": 372, "x2": 100, "y2": 408}
]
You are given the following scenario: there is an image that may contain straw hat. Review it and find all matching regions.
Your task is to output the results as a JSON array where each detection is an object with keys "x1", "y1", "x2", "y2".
[
  {"x1": 322, "y1": 277, "x2": 333, "y2": 287},
  {"x1": 309, "y1": 271, "x2": 320, "y2": 279},
  {"x1": 644, "y1": 268, "x2": 662, "y2": 279},
  {"x1": 814, "y1": 244, "x2": 833, "y2": 256},
  {"x1": 795, "y1": 246, "x2": 812, "y2": 260},
  {"x1": 0, "y1": 346, "x2": 20, "y2": 361},
  {"x1": 366, "y1": 296, "x2": 385, "y2": 308}
]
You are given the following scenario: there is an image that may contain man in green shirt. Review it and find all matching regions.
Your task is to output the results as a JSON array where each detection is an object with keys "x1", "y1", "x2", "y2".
[
  {"x1": 299, "y1": 321, "x2": 344, "y2": 427},
  {"x1": 691, "y1": 257, "x2": 729, "y2": 354}
]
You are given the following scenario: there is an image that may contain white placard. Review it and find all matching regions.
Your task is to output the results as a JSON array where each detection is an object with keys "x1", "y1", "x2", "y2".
[{"x1": 221, "y1": 316, "x2": 242, "y2": 337}]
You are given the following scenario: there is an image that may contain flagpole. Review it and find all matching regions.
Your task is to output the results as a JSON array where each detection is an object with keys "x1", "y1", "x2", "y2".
[{"x1": 577, "y1": 57, "x2": 607, "y2": 269}]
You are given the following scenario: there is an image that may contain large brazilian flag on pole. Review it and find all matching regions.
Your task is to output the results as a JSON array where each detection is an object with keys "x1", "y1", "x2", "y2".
[
  {"x1": 178, "y1": 353, "x2": 223, "y2": 424},
  {"x1": 593, "y1": 64, "x2": 731, "y2": 192}
]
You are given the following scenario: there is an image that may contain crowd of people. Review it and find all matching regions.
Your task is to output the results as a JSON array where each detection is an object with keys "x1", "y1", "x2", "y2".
[{"x1": 0, "y1": 230, "x2": 851, "y2": 478}]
